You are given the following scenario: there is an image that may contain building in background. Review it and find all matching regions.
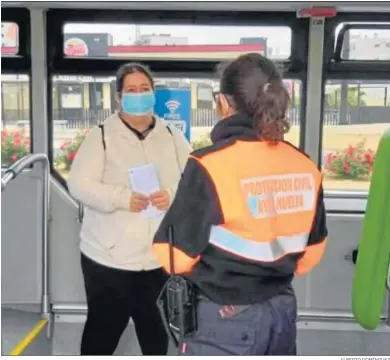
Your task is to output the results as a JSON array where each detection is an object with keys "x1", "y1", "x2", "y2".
[
  {"x1": 63, "y1": 33, "x2": 113, "y2": 58},
  {"x1": 240, "y1": 37, "x2": 268, "y2": 57},
  {"x1": 135, "y1": 33, "x2": 188, "y2": 46},
  {"x1": 349, "y1": 31, "x2": 390, "y2": 60},
  {"x1": 107, "y1": 43, "x2": 265, "y2": 60}
]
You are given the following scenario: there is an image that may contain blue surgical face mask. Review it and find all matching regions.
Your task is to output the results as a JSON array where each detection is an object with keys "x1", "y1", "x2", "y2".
[{"x1": 120, "y1": 91, "x2": 156, "y2": 116}]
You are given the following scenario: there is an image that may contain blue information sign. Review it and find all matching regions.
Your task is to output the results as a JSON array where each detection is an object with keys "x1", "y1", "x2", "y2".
[{"x1": 154, "y1": 88, "x2": 191, "y2": 141}]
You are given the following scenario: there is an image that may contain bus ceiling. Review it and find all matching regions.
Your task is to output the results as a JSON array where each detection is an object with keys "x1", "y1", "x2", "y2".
[{"x1": 2, "y1": 1, "x2": 390, "y2": 13}]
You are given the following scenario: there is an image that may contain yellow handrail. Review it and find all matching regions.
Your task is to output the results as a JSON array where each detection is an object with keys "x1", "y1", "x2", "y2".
[{"x1": 9, "y1": 318, "x2": 48, "y2": 356}]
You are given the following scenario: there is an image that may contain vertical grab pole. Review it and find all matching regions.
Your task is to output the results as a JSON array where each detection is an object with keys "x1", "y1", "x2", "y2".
[
  {"x1": 30, "y1": 5, "x2": 52, "y2": 338},
  {"x1": 42, "y1": 157, "x2": 51, "y2": 324},
  {"x1": 42, "y1": 156, "x2": 53, "y2": 340}
]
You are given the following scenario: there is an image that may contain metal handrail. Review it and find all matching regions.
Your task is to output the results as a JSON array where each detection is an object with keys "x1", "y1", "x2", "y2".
[
  {"x1": 1, "y1": 154, "x2": 51, "y2": 327},
  {"x1": 78, "y1": 202, "x2": 84, "y2": 224}
]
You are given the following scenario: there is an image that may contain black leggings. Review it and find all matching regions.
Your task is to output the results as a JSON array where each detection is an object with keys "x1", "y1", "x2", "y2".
[{"x1": 80, "y1": 253, "x2": 169, "y2": 355}]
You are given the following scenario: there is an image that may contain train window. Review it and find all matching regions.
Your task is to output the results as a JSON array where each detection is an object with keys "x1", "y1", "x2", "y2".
[
  {"x1": 340, "y1": 28, "x2": 390, "y2": 61},
  {"x1": 51, "y1": 75, "x2": 301, "y2": 179},
  {"x1": 322, "y1": 80, "x2": 390, "y2": 192},
  {"x1": 1, "y1": 22, "x2": 19, "y2": 56},
  {"x1": 1, "y1": 74, "x2": 31, "y2": 168},
  {"x1": 62, "y1": 23, "x2": 292, "y2": 61}
]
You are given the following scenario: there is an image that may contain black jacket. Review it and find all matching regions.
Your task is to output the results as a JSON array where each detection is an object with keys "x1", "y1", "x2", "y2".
[{"x1": 153, "y1": 114, "x2": 327, "y2": 305}]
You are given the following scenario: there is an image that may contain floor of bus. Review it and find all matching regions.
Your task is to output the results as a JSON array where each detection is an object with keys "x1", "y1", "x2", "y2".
[
  {"x1": 2, "y1": 307, "x2": 390, "y2": 356},
  {"x1": 1, "y1": 308, "x2": 178, "y2": 356}
]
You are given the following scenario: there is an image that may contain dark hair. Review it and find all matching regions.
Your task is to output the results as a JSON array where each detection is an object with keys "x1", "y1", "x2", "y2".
[
  {"x1": 219, "y1": 53, "x2": 290, "y2": 143},
  {"x1": 116, "y1": 62, "x2": 154, "y2": 93}
]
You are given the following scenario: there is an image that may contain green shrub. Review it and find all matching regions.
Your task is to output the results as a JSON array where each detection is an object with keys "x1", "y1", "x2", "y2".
[{"x1": 191, "y1": 134, "x2": 212, "y2": 150}]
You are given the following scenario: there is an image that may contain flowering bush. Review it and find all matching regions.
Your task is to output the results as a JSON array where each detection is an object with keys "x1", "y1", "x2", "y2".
[
  {"x1": 55, "y1": 130, "x2": 88, "y2": 171},
  {"x1": 1, "y1": 129, "x2": 31, "y2": 167},
  {"x1": 324, "y1": 142, "x2": 375, "y2": 179}
]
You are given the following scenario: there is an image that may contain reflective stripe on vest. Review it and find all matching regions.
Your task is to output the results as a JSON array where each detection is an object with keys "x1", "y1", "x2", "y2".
[{"x1": 209, "y1": 225, "x2": 309, "y2": 262}]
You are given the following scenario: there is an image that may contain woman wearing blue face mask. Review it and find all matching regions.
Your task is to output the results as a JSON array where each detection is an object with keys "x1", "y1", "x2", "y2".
[{"x1": 67, "y1": 63, "x2": 192, "y2": 356}]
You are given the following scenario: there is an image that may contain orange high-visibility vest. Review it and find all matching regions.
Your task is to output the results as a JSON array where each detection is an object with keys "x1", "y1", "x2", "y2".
[
  {"x1": 153, "y1": 137, "x2": 327, "y2": 305},
  {"x1": 194, "y1": 140, "x2": 322, "y2": 266}
]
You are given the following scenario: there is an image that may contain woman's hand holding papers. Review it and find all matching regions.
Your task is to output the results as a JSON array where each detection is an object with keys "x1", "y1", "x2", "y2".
[
  {"x1": 150, "y1": 190, "x2": 170, "y2": 211},
  {"x1": 129, "y1": 192, "x2": 149, "y2": 213},
  {"x1": 129, "y1": 190, "x2": 170, "y2": 213}
]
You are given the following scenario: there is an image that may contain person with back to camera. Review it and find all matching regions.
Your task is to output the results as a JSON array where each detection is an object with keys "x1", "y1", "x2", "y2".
[
  {"x1": 67, "y1": 62, "x2": 192, "y2": 356},
  {"x1": 152, "y1": 53, "x2": 328, "y2": 356}
]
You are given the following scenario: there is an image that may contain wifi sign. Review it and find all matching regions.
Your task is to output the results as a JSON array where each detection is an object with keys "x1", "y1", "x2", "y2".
[
  {"x1": 154, "y1": 88, "x2": 191, "y2": 141},
  {"x1": 165, "y1": 100, "x2": 181, "y2": 113}
]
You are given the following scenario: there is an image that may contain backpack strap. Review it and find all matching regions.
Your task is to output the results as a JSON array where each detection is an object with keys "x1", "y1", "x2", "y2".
[
  {"x1": 98, "y1": 124, "x2": 106, "y2": 151},
  {"x1": 79, "y1": 124, "x2": 105, "y2": 224},
  {"x1": 166, "y1": 125, "x2": 183, "y2": 173}
]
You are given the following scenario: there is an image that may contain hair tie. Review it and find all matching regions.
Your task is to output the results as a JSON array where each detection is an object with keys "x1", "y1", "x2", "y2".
[{"x1": 263, "y1": 83, "x2": 271, "y2": 93}]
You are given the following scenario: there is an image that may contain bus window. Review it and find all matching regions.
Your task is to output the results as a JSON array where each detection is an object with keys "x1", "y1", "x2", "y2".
[
  {"x1": 1, "y1": 22, "x2": 19, "y2": 56},
  {"x1": 1, "y1": 74, "x2": 31, "y2": 167},
  {"x1": 51, "y1": 76, "x2": 301, "y2": 179},
  {"x1": 62, "y1": 23, "x2": 292, "y2": 61},
  {"x1": 322, "y1": 80, "x2": 390, "y2": 192},
  {"x1": 322, "y1": 26, "x2": 390, "y2": 192},
  {"x1": 340, "y1": 28, "x2": 390, "y2": 61}
]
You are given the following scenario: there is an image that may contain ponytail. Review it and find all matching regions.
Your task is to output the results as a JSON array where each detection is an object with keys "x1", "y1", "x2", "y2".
[
  {"x1": 253, "y1": 81, "x2": 291, "y2": 144},
  {"x1": 218, "y1": 53, "x2": 291, "y2": 144}
]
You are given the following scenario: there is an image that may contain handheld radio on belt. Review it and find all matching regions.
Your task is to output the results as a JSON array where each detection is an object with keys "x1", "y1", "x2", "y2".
[{"x1": 156, "y1": 226, "x2": 198, "y2": 347}]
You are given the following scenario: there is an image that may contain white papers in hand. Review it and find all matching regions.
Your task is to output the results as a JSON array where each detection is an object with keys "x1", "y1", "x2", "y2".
[{"x1": 128, "y1": 164, "x2": 165, "y2": 219}]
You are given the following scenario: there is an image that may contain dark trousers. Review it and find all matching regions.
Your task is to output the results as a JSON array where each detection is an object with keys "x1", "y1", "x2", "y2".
[
  {"x1": 80, "y1": 253, "x2": 169, "y2": 356},
  {"x1": 179, "y1": 293, "x2": 297, "y2": 356}
]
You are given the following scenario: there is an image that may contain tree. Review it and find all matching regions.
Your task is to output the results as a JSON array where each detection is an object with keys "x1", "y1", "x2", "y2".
[
  {"x1": 291, "y1": 93, "x2": 300, "y2": 107},
  {"x1": 326, "y1": 87, "x2": 367, "y2": 109}
]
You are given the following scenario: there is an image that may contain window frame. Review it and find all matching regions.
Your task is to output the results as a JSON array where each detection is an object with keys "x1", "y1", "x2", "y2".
[
  {"x1": 334, "y1": 23, "x2": 390, "y2": 62},
  {"x1": 324, "y1": 13, "x2": 390, "y2": 78},
  {"x1": 46, "y1": 9, "x2": 308, "y2": 76},
  {"x1": 1, "y1": 8, "x2": 31, "y2": 73},
  {"x1": 46, "y1": 9, "x2": 309, "y2": 186},
  {"x1": 320, "y1": 13, "x2": 390, "y2": 200},
  {"x1": 1, "y1": 8, "x2": 33, "y2": 169}
]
